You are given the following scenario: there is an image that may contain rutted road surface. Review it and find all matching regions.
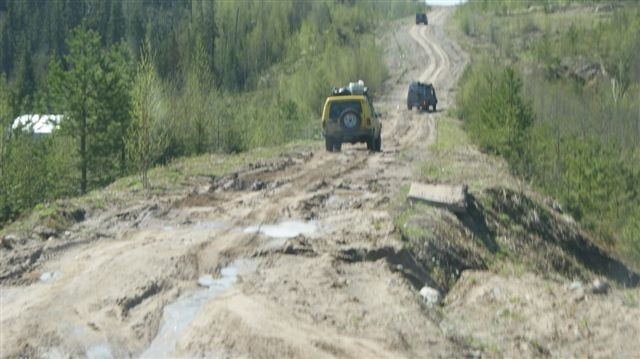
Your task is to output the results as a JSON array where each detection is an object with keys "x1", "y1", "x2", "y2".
[
  {"x1": 3, "y1": 8, "x2": 640, "y2": 359},
  {"x1": 1, "y1": 9, "x2": 466, "y2": 358}
]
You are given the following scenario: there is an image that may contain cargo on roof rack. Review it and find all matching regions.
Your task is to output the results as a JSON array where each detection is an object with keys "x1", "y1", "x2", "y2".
[{"x1": 331, "y1": 80, "x2": 368, "y2": 97}]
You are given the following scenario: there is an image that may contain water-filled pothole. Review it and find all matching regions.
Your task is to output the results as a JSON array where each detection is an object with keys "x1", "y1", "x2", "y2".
[
  {"x1": 39, "y1": 271, "x2": 60, "y2": 283},
  {"x1": 140, "y1": 259, "x2": 254, "y2": 358},
  {"x1": 86, "y1": 342, "x2": 113, "y2": 359},
  {"x1": 244, "y1": 220, "x2": 318, "y2": 248}
]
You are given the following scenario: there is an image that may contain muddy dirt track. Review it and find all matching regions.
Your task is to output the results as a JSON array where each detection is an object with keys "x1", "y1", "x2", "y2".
[{"x1": 2, "y1": 8, "x2": 640, "y2": 359}]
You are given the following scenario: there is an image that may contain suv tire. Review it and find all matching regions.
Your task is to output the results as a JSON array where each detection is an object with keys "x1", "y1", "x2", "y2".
[
  {"x1": 325, "y1": 137, "x2": 342, "y2": 152},
  {"x1": 325, "y1": 137, "x2": 333, "y2": 151},
  {"x1": 374, "y1": 134, "x2": 381, "y2": 152},
  {"x1": 366, "y1": 136, "x2": 374, "y2": 151},
  {"x1": 340, "y1": 109, "x2": 360, "y2": 130}
]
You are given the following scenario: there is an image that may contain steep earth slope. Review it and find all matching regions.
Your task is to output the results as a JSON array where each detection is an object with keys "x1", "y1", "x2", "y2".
[{"x1": 1, "y1": 7, "x2": 638, "y2": 358}]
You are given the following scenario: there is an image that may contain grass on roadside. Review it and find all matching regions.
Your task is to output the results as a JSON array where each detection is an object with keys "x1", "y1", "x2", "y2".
[{"x1": 430, "y1": 116, "x2": 468, "y2": 154}]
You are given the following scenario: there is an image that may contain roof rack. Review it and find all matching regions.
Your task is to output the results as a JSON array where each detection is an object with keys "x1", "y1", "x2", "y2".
[{"x1": 331, "y1": 80, "x2": 368, "y2": 97}]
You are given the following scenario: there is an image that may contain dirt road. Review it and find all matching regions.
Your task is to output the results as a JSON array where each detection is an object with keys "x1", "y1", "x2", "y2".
[
  {"x1": 2, "y1": 7, "x2": 639, "y2": 358},
  {"x1": 0, "y1": 8, "x2": 464, "y2": 357}
]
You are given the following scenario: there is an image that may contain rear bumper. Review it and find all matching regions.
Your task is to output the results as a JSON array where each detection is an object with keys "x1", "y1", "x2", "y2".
[
  {"x1": 323, "y1": 122, "x2": 376, "y2": 143},
  {"x1": 408, "y1": 99, "x2": 437, "y2": 108}
]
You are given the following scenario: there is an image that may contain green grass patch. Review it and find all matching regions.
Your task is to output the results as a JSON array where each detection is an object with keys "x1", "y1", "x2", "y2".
[
  {"x1": 393, "y1": 201, "x2": 438, "y2": 241},
  {"x1": 430, "y1": 117, "x2": 468, "y2": 154}
]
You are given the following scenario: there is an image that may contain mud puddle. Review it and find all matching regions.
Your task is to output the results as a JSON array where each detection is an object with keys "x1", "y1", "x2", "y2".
[
  {"x1": 140, "y1": 259, "x2": 255, "y2": 358},
  {"x1": 244, "y1": 220, "x2": 317, "y2": 248},
  {"x1": 39, "y1": 271, "x2": 60, "y2": 283},
  {"x1": 86, "y1": 342, "x2": 113, "y2": 359}
]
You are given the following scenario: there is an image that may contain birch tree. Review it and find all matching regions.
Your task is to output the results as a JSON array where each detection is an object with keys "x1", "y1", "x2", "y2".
[{"x1": 126, "y1": 45, "x2": 168, "y2": 190}]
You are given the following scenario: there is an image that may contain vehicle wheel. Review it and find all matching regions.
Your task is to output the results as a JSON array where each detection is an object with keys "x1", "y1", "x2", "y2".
[
  {"x1": 374, "y1": 134, "x2": 381, "y2": 152},
  {"x1": 433, "y1": 104, "x2": 437, "y2": 112},
  {"x1": 325, "y1": 137, "x2": 333, "y2": 152},
  {"x1": 340, "y1": 109, "x2": 360, "y2": 130},
  {"x1": 334, "y1": 141, "x2": 342, "y2": 152},
  {"x1": 366, "y1": 136, "x2": 374, "y2": 151}
]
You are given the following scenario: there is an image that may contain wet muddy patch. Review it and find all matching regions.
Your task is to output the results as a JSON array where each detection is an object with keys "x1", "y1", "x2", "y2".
[
  {"x1": 297, "y1": 192, "x2": 331, "y2": 220},
  {"x1": 244, "y1": 220, "x2": 318, "y2": 249},
  {"x1": 39, "y1": 271, "x2": 60, "y2": 283},
  {"x1": 140, "y1": 260, "x2": 255, "y2": 358},
  {"x1": 86, "y1": 342, "x2": 114, "y2": 359},
  {"x1": 244, "y1": 220, "x2": 317, "y2": 239}
]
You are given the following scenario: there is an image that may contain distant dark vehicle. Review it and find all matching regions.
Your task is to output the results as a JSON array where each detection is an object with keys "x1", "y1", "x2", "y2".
[
  {"x1": 416, "y1": 13, "x2": 428, "y2": 25},
  {"x1": 407, "y1": 81, "x2": 437, "y2": 112}
]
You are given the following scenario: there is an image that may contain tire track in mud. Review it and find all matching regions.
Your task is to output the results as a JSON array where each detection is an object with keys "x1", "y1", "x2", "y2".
[
  {"x1": 399, "y1": 8, "x2": 466, "y2": 152},
  {"x1": 394, "y1": 10, "x2": 453, "y2": 150},
  {"x1": 410, "y1": 21, "x2": 450, "y2": 90},
  {"x1": 409, "y1": 26, "x2": 438, "y2": 84}
]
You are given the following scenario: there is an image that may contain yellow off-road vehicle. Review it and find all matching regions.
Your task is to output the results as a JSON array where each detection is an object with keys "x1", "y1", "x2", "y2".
[{"x1": 321, "y1": 81, "x2": 382, "y2": 152}]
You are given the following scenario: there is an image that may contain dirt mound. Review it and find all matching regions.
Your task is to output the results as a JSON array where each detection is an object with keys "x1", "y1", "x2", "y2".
[
  {"x1": 398, "y1": 186, "x2": 639, "y2": 296},
  {"x1": 480, "y1": 187, "x2": 639, "y2": 286}
]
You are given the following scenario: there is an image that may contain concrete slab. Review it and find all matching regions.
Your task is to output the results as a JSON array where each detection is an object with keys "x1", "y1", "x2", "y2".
[{"x1": 407, "y1": 182, "x2": 468, "y2": 213}]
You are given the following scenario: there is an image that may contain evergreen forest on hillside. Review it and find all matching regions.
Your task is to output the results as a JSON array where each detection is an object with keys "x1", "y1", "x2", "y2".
[
  {"x1": 0, "y1": 0, "x2": 418, "y2": 226},
  {"x1": 454, "y1": 0, "x2": 640, "y2": 267}
]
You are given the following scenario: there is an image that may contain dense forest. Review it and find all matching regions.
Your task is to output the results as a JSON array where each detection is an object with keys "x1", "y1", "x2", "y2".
[
  {"x1": 0, "y1": 0, "x2": 418, "y2": 226},
  {"x1": 454, "y1": 0, "x2": 640, "y2": 266}
]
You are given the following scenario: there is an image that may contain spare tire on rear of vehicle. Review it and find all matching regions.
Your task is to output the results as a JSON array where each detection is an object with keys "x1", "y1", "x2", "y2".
[{"x1": 340, "y1": 109, "x2": 360, "y2": 130}]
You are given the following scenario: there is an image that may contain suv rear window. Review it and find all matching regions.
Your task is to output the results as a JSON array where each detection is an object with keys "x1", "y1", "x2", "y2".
[
  {"x1": 329, "y1": 101, "x2": 362, "y2": 120},
  {"x1": 410, "y1": 83, "x2": 435, "y2": 96}
]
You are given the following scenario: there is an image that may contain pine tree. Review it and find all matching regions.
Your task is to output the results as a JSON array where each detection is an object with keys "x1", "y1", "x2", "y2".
[
  {"x1": 100, "y1": 42, "x2": 133, "y2": 176},
  {"x1": 108, "y1": 0, "x2": 126, "y2": 45},
  {"x1": 15, "y1": 46, "x2": 36, "y2": 111},
  {"x1": 52, "y1": 27, "x2": 103, "y2": 194}
]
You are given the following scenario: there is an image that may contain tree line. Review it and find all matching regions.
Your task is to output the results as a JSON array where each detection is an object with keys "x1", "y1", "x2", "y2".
[{"x1": 0, "y1": 0, "x2": 418, "y2": 226}]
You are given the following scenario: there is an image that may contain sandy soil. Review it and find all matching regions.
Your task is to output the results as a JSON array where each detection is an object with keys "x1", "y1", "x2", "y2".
[{"x1": 2, "y1": 7, "x2": 638, "y2": 359}]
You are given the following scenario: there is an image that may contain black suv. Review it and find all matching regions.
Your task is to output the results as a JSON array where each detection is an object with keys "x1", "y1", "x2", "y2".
[
  {"x1": 407, "y1": 81, "x2": 437, "y2": 112},
  {"x1": 416, "y1": 13, "x2": 428, "y2": 25}
]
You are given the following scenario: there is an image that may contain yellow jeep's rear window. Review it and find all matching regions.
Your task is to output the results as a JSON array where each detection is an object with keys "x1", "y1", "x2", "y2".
[{"x1": 329, "y1": 100, "x2": 362, "y2": 120}]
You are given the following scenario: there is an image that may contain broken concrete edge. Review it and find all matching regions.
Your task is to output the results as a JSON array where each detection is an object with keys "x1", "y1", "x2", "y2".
[{"x1": 407, "y1": 182, "x2": 469, "y2": 214}]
